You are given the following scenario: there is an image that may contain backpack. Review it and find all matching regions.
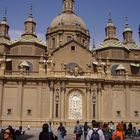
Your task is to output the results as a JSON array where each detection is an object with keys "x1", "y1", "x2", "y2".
[
  {"x1": 75, "y1": 125, "x2": 83, "y2": 135},
  {"x1": 90, "y1": 129, "x2": 100, "y2": 140},
  {"x1": 115, "y1": 136, "x2": 121, "y2": 140},
  {"x1": 79, "y1": 126, "x2": 83, "y2": 135},
  {"x1": 62, "y1": 128, "x2": 67, "y2": 136}
]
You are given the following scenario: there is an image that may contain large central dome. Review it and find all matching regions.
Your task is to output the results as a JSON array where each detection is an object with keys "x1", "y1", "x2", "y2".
[
  {"x1": 46, "y1": 0, "x2": 90, "y2": 50},
  {"x1": 50, "y1": 13, "x2": 87, "y2": 30},
  {"x1": 50, "y1": 0, "x2": 87, "y2": 30}
]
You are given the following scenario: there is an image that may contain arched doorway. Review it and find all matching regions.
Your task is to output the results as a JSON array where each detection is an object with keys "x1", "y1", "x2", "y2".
[{"x1": 68, "y1": 90, "x2": 82, "y2": 120}]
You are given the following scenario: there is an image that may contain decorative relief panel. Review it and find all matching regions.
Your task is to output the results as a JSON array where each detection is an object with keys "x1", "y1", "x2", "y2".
[
  {"x1": 68, "y1": 90, "x2": 82, "y2": 120},
  {"x1": 66, "y1": 63, "x2": 84, "y2": 76}
]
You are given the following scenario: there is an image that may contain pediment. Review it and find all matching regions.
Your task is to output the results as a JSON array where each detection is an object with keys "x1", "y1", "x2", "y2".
[
  {"x1": 50, "y1": 40, "x2": 95, "y2": 72},
  {"x1": 52, "y1": 40, "x2": 92, "y2": 54}
]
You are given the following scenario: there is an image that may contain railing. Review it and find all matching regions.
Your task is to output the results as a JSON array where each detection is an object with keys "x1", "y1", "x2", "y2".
[
  {"x1": 3, "y1": 70, "x2": 140, "y2": 81},
  {"x1": 4, "y1": 71, "x2": 39, "y2": 77}
]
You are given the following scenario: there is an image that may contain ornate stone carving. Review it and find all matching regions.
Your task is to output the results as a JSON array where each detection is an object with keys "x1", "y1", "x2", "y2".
[
  {"x1": 68, "y1": 90, "x2": 82, "y2": 120},
  {"x1": 67, "y1": 66, "x2": 84, "y2": 76}
]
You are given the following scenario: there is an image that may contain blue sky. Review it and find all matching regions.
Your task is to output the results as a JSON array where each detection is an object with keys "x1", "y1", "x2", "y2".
[{"x1": 0, "y1": 0, "x2": 140, "y2": 47}]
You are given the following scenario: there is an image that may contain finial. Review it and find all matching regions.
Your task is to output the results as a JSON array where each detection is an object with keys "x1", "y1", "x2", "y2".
[
  {"x1": 138, "y1": 25, "x2": 140, "y2": 43},
  {"x1": 125, "y1": 16, "x2": 129, "y2": 28},
  {"x1": 28, "y1": 5, "x2": 33, "y2": 18},
  {"x1": 108, "y1": 10, "x2": 112, "y2": 23},
  {"x1": 3, "y1": 7, "x2": 7, "y2": 21},
  {"x1": 92, "y1": 38, "x2": 96, "y2": 49}
]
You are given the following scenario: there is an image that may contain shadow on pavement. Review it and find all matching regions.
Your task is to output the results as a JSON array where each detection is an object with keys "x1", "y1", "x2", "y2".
[{"x1": 17, "y1": 134, "x2": 34, "y2": 140}]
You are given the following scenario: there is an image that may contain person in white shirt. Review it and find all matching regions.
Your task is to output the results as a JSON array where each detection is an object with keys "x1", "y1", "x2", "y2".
[{"x1": 86, "y1": 120, "x2": 105, "y2": 140}]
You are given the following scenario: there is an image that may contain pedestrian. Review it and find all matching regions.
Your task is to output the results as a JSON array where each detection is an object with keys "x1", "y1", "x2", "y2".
[
  {"x1": 27, "y1": 123, "x2": 31, "y2": 131},
  {"x1": 83, "y1": 122, "x2": 89, "y2": 140},
  {"x1": 3, "y1": 128, "x2": 14, "y2": 140},
  {"x1": 112, "y1": 123, "x2": 124, "y2": 140},
  {"x1": 49, "y1": 122, "x2": 53, "y2": 134},
  {"x1": 74, "y1": 120, "x2": 83, "y2": 140},
  {"x1": 57, "y1": 122, "x2": 66, "y2": 140},
  {"x1": 102, "y1": 123, "x2": 112, "y2": 140},
  {"x1": 0, "y1": 129, "x2": 4, "y2": 140},
  {"x1": 39, "y1": 123, "x2": 54, "y2": 140},
  {"x1": 86, "y1": 120, "x2": 105, "y2": 140}
]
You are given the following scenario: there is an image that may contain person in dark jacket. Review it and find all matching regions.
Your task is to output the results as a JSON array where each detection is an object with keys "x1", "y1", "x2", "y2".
[
  {"x1": 39, "y1": 123, "x2": 54, "y2": 140},
  {"x1": 57, "y1": 122, "x2": 66, "y2": 140}
]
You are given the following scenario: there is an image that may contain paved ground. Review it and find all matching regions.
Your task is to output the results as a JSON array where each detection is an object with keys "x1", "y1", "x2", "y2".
[{"x1": 17, "y1": 127, "x2": 140, "y2": 140}]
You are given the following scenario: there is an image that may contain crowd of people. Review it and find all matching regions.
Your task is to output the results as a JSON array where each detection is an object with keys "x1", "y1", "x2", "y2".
[
  {"x1": 39, "y1": 120, "x2": 140, "y2": 140},
  {"x1": 0, "y1": 125, "x2": 27, "y2": 140},
  {"x1": 0, "y1": 121, "x2": 140, "y2": 140}
]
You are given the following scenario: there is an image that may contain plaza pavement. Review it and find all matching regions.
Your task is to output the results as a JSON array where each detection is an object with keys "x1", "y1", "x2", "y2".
[{"x1": 18, "y1": 127, "x2": 140, "y2": 140}]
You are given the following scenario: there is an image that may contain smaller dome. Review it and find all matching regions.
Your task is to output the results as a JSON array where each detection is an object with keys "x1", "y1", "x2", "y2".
[
  {"x1": 0, "y1": 20, "x2": 8, "y2": 25},
  {"x1": 50, "y1": 13, "x2": 87, "y2": 30},
  {"x1": 26, "y1": 17, "x2": 34, "y2": 22},
  {"x1": 107, "y1": 22, "x2": 115, "y2": 27},
  {"x1": 124, "y1": 27, "x2": 132, "y2": 32}
]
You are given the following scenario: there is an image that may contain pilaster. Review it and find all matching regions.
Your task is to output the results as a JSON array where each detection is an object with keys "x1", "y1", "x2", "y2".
[
  {"x1": 17, "y1": 81, "x2": 23, "y2": 125},
  {"x1": 125, "y1": 84, "x2": 130, "y2": 121},
  {"x1": 97, "y1": 83, "x2": 102, "y2": 121},
  {"x1": 60, "y1": 82, "x2": 66, "y2": 122},
  {"x1": 37, "y1": 82, "x2": 43, "y2": 119},
  {"x1": 0, "y1": 81, "x2": 4, "y2": 125},
  {"x1": 86, "y1": 83, "x2": 91, "y2": 122},
  {"x1": 49, "y1": 81, "x2": 54, "y2": 120}
]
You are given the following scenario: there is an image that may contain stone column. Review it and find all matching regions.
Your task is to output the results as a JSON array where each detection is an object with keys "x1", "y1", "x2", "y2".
[
  {"x1": 61, "y1": 82, "x2": 66, "y2": 122},
  {"x1": 0, "y1": 59, "x2": 6, "y2": 76},
  {"x1": 0, "y1": 81, "x2": 3, "y2": 124},
  {"x1": 97, "y1": 83, "x2": 102, "y2": 121},
  {"x1": 17, "y1": 81, "x2": 23, "y2": 125},
  {"x1": 49, "y1": 81, "x2": 54, "y2": 120},
  {"x1": 125, "y1": 84, "x2": 130, "y2": 121},
  {"x1": 38, "y1": 82, "x2": 43, "y2": 119},
  {"x1": 86, "y1": 83, "x2": 91, "y2": 121},
  {"x1": 107, "y1": 84, "x2": 113, "y2": 120}
]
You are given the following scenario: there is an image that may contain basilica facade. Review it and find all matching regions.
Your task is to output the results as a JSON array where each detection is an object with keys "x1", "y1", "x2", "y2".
[{"x1": 0, "y1": 0, "x2": 140, "y2": 127}]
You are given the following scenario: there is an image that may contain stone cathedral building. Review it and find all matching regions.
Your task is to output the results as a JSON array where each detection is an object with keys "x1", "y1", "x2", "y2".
[{"x1": 0, "y1": 0, "x2": 140, "y2": 127}]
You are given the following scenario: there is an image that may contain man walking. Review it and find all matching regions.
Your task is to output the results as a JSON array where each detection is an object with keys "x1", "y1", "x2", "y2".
[{"x1": 86, "y1": 120, "x2": 105, "y2": 140}]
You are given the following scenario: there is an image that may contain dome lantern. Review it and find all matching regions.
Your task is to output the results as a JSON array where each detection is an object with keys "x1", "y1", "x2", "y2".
[
  {"x1": 62, "y1": 0, "x2": 74, "y2": 14},
  {"x1": 22, "y1": 5, "x2": 37, "y2": 37},
  {"x1": 123, "y1": 16, "x2": 134, "y2": 44}
]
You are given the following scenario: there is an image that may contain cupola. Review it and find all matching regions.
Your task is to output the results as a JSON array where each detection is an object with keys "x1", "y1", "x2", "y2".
[
  {"x1": 22, "y1": 6, "x2": 37, "y2": 37},
  {"x1": 123, "y1": 17, "x2": 134, "y2": 44}
]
